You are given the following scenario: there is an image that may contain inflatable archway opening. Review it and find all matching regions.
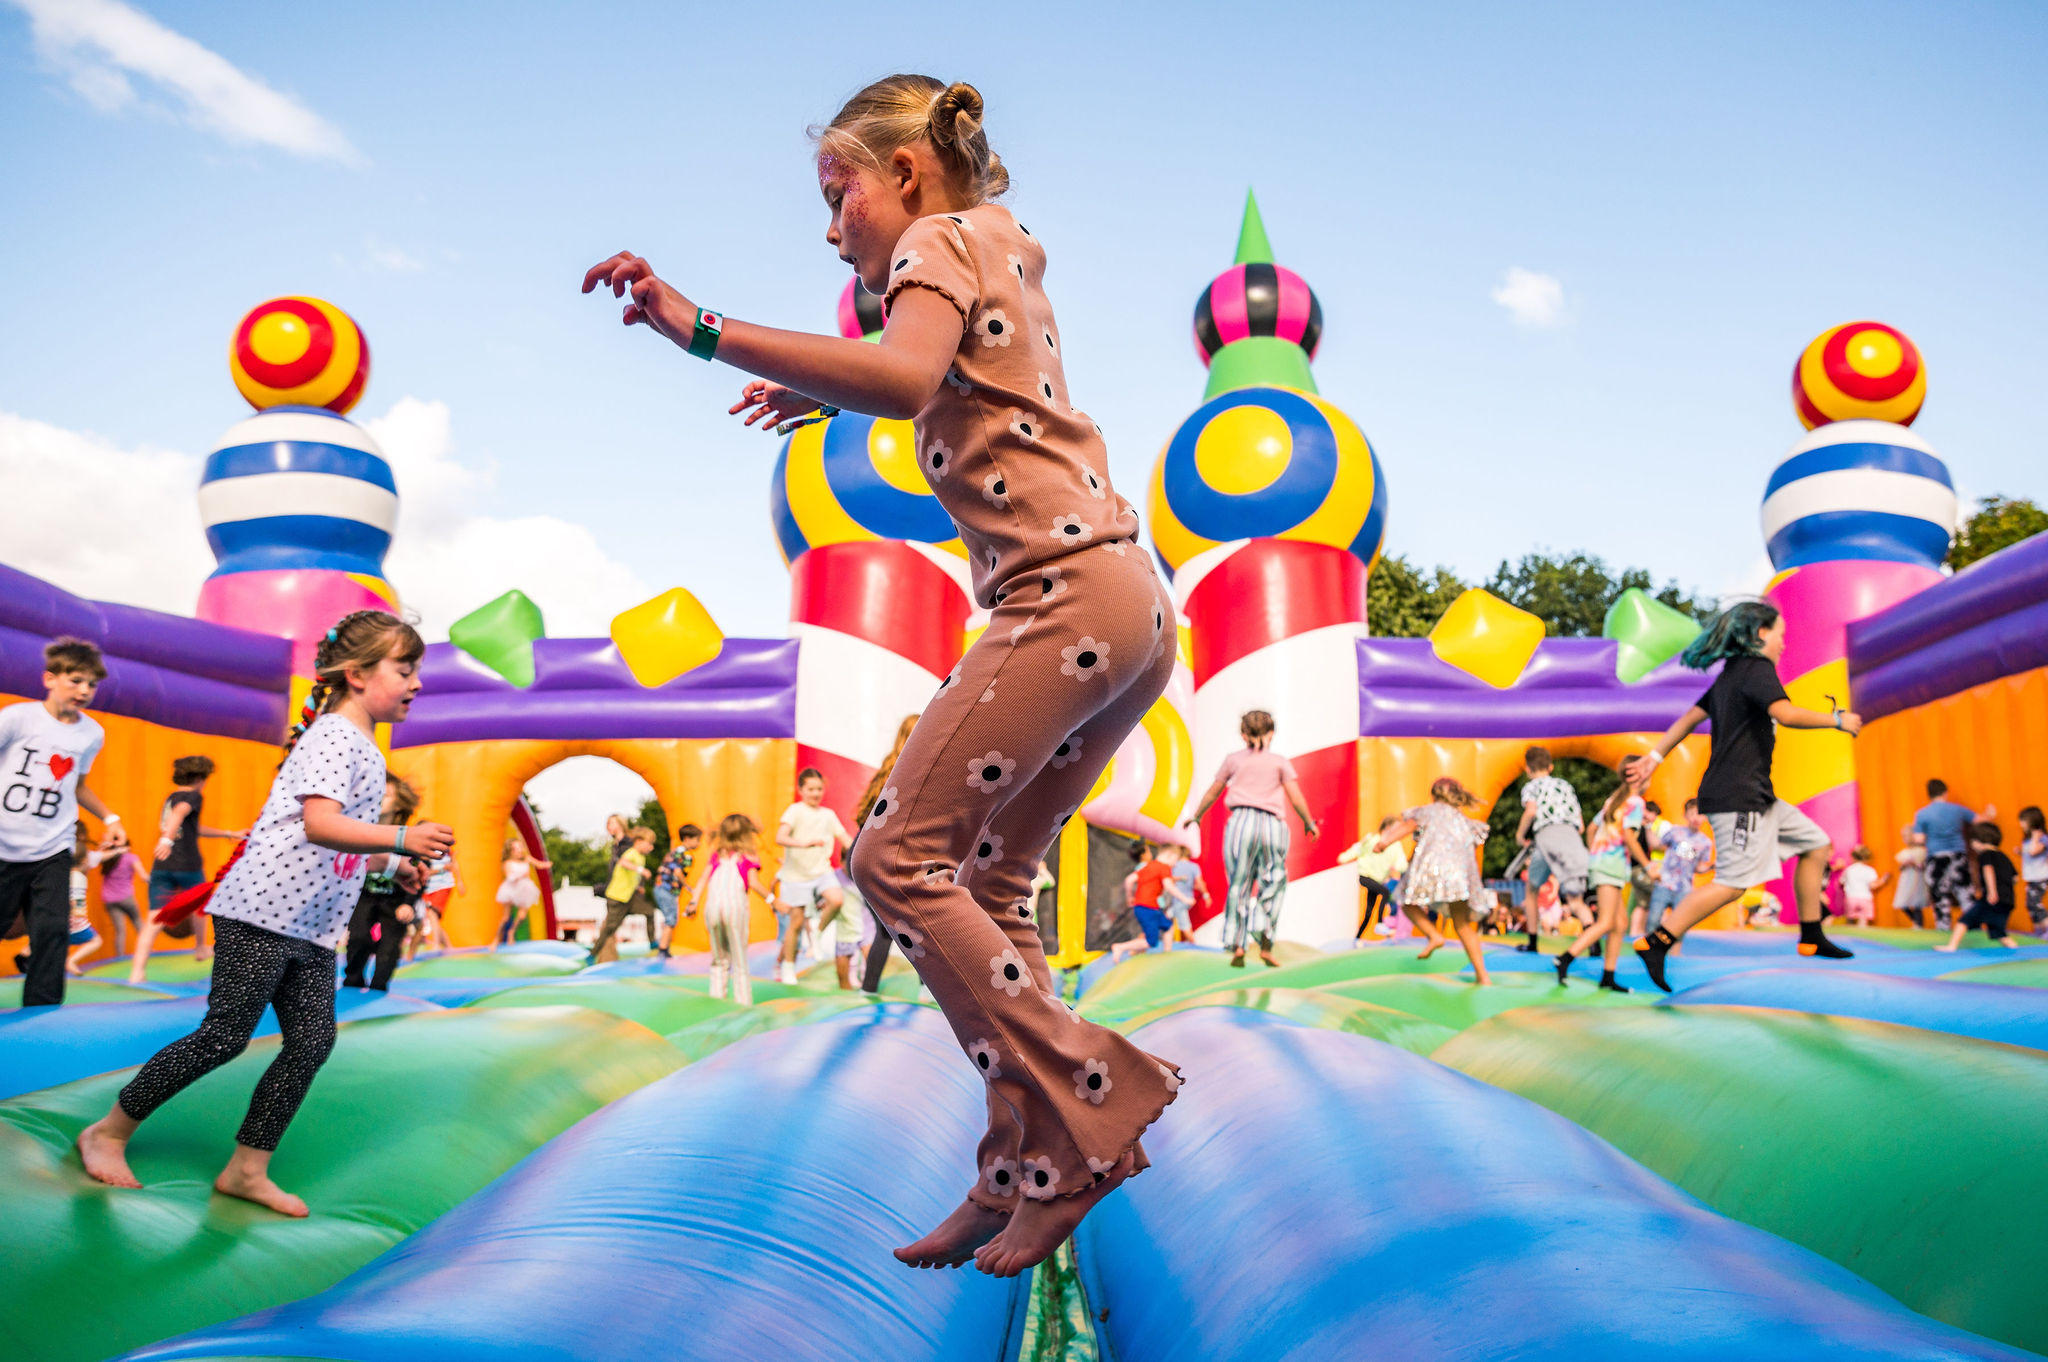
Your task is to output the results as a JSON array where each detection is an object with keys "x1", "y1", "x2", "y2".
[
  {"x1": 1358, "y1": 733, "x2": 1742, "y2": 929},
  {"x1": 388, "y1": 737, "x2": 796, "y2": 949}
]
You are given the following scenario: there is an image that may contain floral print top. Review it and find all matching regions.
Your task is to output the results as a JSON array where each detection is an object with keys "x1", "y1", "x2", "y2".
[{"x1": 884, "y1": 204, "x2": 1136, "y2": 609}]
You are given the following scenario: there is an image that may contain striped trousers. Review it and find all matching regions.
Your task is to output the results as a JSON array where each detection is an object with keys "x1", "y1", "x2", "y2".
[{"x1": 1222, "y1": 807, "x2": 1290, "y2": 952}]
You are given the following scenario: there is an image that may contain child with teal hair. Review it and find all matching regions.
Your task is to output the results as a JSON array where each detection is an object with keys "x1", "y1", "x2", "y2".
[{"x1": 1625, "y1": 600, "x2": 1861, "y2": 991}]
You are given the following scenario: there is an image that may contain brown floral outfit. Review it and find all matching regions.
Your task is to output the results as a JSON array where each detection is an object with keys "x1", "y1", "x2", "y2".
[{"x1": 847, "y1": 204, "x2": 1181, "y2": 1205}]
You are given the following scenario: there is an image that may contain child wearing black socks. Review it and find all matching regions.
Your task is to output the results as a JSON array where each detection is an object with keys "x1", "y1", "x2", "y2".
[{"x1": 1623, "y1": 601, "x2": 1858, "y2": 992}]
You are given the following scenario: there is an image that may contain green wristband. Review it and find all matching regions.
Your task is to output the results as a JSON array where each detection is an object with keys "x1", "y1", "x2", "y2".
[
  {"x1": 394, "y1": 825, "x2": 407, "y2": 854},
  {"x1": 687, "y1": 307, "x2": 724, "y2": 361}
]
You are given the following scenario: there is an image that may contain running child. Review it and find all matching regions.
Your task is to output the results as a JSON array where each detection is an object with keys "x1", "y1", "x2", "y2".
[
  {"x1": 652, "y1": 823, "x2": 701, "y2": 958},
  {"x1": 1110, "y1": 843, "x2": 1190, "y2": 964},
  {"x1": 149, "y1": 755, "x2": 243, "y2": 969},
  {"x1": 585, "y1": 75, "x2": 1183, "y2": 1275},
  {"x1": 411, "y1": 832, "x2": 464, "y2": 961},
  {"x1": 588, "y1": 825, "x2": 658, "y2": 963},
  {"x1": 1339, "y1": 816, "x2": 1407, "y2": 939},
  {"x1": 774, "y1": 768, "x2": 854, "y2": 985},
  {"x1": 1838, "y1": 845, "x2": 1888, "y2": 927},
  {"x1": 344, "y1": 776, "x2": 422, "y2": 991},
  {"x1": 1643, "y1": 798, "x2": 1713, "y2": 939},
  {"x1": 1893, "y1": 829, "x2": 1931, "y2": 928},
  {"x1": 1, "y1": 637, "x2": 117, "y2": 1005},
  {"x1": 1553, "y1": 785, "x2": 1650, "y2": 992},
  {"x1": 691, "y1": 813, "x2": 772, "y2": 1004},
  {"x1": 1373, "y1": 779, "x2": 1492, "y2": 985},
  {"x1": 94, "y1": 824, "x2": 145, "y2": 959},
  {"x1": 1937, "y1": 823, "x2": 2020, "y2": 953},
  {"x1": 75, "y1": 610, "x2": 453, "y2": 1215},
  {"x1": 1625, "y1": 601, "x2": 1858, "y2": 991},
  {"x1": 1513, "y1": 746, "x2": 1588, "y2": 954},
  {"x1": 1187, "y1": 710, "x2": 1321, "y2": 968}
]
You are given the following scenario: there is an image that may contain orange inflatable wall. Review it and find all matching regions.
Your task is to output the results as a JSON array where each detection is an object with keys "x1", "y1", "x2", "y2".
[
  {"x1": 1856, "y1": 665, "x2": 2048, "y2": 927},
  {"x1": 1359, "y1": 733, "x2": 1743, "y2": 928},
  {"x1": 387, "y1": 737, "x2": 797, "y2": 949},
  {"x1": 0, "y1": 692, "x2": 279, "y2": 974}
]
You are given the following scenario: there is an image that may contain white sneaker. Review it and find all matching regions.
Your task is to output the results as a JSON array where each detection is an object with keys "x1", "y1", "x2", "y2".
[{"x1": 778, "y1": 962, "x2": 799, "y2": 985}]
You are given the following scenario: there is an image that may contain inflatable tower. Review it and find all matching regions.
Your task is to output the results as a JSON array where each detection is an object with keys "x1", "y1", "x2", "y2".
[
  {"x1": 1149, "y1": 192, "x2": 1389, "y2": 944},
  {"x1": 1762, "y1": 321, "x2": 1953, "y2": 911},
  {"x1": 198, "y1": 297, "x2": 399, "y2": 688}
]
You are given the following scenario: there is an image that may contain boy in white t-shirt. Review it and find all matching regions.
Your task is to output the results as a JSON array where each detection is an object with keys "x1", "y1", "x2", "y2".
[
  {"x1": 1, "y1": 637, "x2": 117, "y2": 1006},
  {"x1": 774, "y1": 768, "x2": 853, "y2": 986}
]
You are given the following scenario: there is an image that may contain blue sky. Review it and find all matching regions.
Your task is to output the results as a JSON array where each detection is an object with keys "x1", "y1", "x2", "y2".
[{"x1": 3, "y1": 0, "x2": 2044, "y2": 652}]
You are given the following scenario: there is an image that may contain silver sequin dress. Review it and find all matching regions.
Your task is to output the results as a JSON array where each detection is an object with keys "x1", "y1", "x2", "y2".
[{"x1": 1400, "y1": 803, "x2": 1489, "y2": 907}]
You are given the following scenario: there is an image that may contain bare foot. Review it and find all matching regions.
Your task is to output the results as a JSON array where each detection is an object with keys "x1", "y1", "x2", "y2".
[
  {"x1": 1933, "y1": 943, "x2": 1958, "y2": 953},
  {"x1": 974, "y1": 1151, "x2": 1137, "y2": 1278},
  {"x1": 1228, "y1": 950, "x2": 1246, "y2": 968},
  {"x1": 1416, "y1": 937, "x2": 1445, "y2": 960},
  {"x1": 894, "y1": 1196, "x2": 1010, "y2": 1269},
  {"x1": 77, "y1": 1119, "x2": 142, "y2": 1189},
  {"x1": 214, "y1": 1164, "x2": 309, "y2": 1217}
]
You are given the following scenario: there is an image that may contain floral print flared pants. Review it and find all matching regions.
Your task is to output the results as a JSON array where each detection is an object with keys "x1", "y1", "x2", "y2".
[{"x1": 849, "y1": 543, "x2": 1182, "y2": 1206}]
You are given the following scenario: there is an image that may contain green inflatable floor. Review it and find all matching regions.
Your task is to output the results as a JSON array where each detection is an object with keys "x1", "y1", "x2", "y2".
[{"x1": 0, "y1": 1007, "x2": 681, "y2": 1362}]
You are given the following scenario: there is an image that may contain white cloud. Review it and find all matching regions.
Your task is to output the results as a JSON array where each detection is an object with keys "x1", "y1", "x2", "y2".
[
  {"x1": 0, "y1": 410, "x2": 211, "y2": 611},
  {"x1": 364, "y1": 397, "x2": 652, "y2": 639},
  {"x1": 0, "y1": 399, "x2": 649, "y2": 644},
  {"x1": 1491, "y1": 267, "x2": 1570, "y2": 329},
  {"x1": 7, "y1": 0, "x2": 362, "y2": 165},
  {"x1": 365, "y1": 236, "x2": 426, "y2": 273}
]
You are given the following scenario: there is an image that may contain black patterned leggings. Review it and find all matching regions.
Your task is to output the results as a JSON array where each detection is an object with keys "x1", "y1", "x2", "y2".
[{"x1": 118, "y1": 915, "x2": 338, "y2": 1151}]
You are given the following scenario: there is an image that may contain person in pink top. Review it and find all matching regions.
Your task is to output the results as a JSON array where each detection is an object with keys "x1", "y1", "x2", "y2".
[{"x1": 1186, "y1": 710, "x2": 1320, "y2": 967}]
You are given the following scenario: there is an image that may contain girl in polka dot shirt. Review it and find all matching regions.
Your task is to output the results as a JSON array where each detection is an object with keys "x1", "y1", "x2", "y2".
[
  {"x1": 76, "y1": 611, "x2": 454, "y2": 1218},
  {"x1": 582, "y1": 74, "x2": 1179, "y2": 1277}
]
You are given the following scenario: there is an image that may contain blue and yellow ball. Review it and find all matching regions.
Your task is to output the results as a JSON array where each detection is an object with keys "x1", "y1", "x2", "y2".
[
  {"x1": 1147, "y1": 386, "x2": 1387, "y2": 574},
  {"x1": 770, "y1": 410, "x2": 963, "y2": 565}
]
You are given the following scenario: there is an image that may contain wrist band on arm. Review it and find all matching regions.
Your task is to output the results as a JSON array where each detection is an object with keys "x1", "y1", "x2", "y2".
[
  {"x1": 687, "y1": 307, "x2": 724, "y2": 360},
  {"x1": 394, "y1": 825, "x2": 408, "y2": 854},
  {"x1": 1639, "y1": 750, "x2": 1664, "y2": 770}
]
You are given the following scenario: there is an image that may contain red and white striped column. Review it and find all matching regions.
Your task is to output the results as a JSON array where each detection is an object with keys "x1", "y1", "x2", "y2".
[
  {"x1": 789, "y1": 540, "x2": 975, "y2": 829},
  {"x1": 1176, "y1": 537, "x2": 1366, "y2": 947}
]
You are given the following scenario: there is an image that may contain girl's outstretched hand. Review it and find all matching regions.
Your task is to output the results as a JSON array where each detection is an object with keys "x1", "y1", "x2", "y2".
[
  {"x1": 731, "y1": 381, "x2": 825, "y2": 431},
  {"x1": 582, "y1": 252, "x2": 696, "y2": 346},
  {"x1": 407, "y1": 822, "x2": 456, "y2": 861}
]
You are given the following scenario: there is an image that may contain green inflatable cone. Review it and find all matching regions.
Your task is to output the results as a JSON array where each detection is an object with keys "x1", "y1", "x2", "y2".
[
  {"x1": 1604, "y1": 587, "x2": 1701, "y2": 683},
  {"x1": 449, "y1": 589, "x2": 546, "y2": 687}
]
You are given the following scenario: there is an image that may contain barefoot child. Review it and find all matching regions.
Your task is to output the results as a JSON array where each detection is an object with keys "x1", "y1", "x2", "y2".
[
  {"x1": 76, "y1": 611, "x2": 453, "y2": 1216},
  {"x1": 1186, "y1": 711, "x2": 1321, "y2": 968},
  {"x1": 1553, "y1": 785, "x2": 1649, "y2": 992},
  {"x1": 691, "y1": 814, "x2": 771, "y2": 1004},
  {"x1": 1626, "y1": 600, "x2": 1858, "y2": 991},
  {"x1": 1, "y1": 637, "x2": 117, "y2": 1006},
  {"x1": 774, "y1": 768, "x2": 854, "y2": 985},
  {"x1": 585, "y1": 74, "x2": 1183, "y2": 1276},
  {"x1": 588, "y1": 826, "x2": 658, "y2": 963},
  {"x1": 1375, "y1": 779, "x2": 1492, "y2": 985}
]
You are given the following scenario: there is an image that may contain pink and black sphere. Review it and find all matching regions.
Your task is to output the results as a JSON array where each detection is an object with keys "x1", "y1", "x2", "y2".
[
  {"x1": 838, "y1": 276, "x2": 887, "y2": 341},
  {"x1": 1192, "y1": 263, "x2": 1322, "y2": 366}
]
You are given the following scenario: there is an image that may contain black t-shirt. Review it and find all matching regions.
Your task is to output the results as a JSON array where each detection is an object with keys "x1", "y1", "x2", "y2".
[
  {"x1": 162, "y1": 790, "x2": 204, "y2": 873},
  {"x1": 1981, "y1": 850, "x2": 2017, "y2": 911},
  {"x1": 1695, "y1": 656, "x2": 1788, "y2": 816}
]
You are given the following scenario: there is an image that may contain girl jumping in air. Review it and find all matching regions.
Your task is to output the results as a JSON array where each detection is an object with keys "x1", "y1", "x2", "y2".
[
  {"x1": 1186, "y1": 710, "x2": 1321, "y2": 968},
  {"x1": 493, "y1": 838, "x2": 549, "y2": 949},
  {"x1": 1625, "y1": 600, "x2": 1857, "y2": 991},
  {"x1": 583, "y1": 74, "x2": 1182, "y2": 1277},
  {"x1": 1372, "y1": 779, "x2": 1491, "y2": 985},
  {"x1": 75, "y1": 611, "x2": 454, "y2": 1216}
]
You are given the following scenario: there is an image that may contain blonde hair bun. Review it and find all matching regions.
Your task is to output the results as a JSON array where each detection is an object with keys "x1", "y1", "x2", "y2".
[{"x1": 817, "y1": 74, "x2": 1009, "y2": 203}]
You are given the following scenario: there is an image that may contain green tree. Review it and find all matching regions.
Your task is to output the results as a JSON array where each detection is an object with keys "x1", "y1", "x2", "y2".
[
  {"x1": 1484, "y1": 551, "x2": 1714, "y2": 638},
  {"x1": 1481, "y1": 758, "x2": 1621, "y2": 878},
  {"x1": 1948, "y1": 495, "x2": 2048, "y2": 571},
  {"x1": 1367, "y1": 553, "x2": 1469, "y2": 636},
  {"x1": 530, "y1": 795, "x2": 672, "y2": 888}
]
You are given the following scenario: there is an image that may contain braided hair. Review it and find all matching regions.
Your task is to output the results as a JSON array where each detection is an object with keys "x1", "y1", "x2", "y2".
[{"x1": 282, "y1": 609, "x2": 426, "y2": 763}]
